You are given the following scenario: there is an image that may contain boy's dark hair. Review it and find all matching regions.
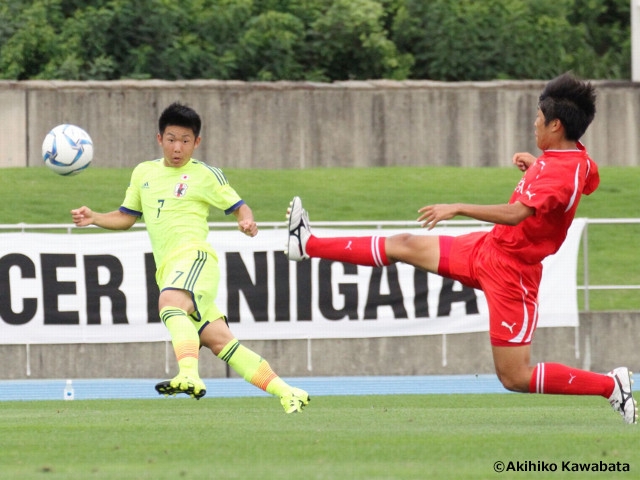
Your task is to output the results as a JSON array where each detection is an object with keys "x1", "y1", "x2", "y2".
[
  {"x1": 158, "y1": 102, "x2": 202, "y2": 137},
  {"x1": 538, "y1": 73, "x2": 596, "y2": 142}
]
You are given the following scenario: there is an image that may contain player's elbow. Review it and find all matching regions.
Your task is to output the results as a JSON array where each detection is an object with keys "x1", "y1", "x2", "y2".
[{"x1": 115, "y1": 212, "x2": 138, "y2": 230}]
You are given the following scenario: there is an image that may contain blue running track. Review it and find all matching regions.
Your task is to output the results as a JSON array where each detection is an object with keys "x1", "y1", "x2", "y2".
[{"x1": 0, "y1": 375, "x2": 508, "y2": 401}]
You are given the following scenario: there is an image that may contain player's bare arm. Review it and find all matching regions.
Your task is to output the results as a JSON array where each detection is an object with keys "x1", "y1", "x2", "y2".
[
  {"x1": 71, "y1": 207, "x2": 137, "y2": 230},
  {"x1": 418, "y1": 201, "x2": 534, "y2": 230},
  {"x1": 233, "y1": 204, "x2": 258, "y2": 237},
  {"x1": 512, "y1": 152, "x2": 537, "y2": 171}
]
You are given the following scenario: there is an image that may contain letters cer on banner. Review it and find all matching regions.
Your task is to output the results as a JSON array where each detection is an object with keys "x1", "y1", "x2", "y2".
[{"x1": 0, "y1": 220, "x2": 585, "y2": 344}]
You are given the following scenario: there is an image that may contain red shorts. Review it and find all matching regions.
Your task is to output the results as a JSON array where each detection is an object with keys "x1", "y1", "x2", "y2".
[{"x1": 437, "y1": 232, "x2": 542, "y2": 347}]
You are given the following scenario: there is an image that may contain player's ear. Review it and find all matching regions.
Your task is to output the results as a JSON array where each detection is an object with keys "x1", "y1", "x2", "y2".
[
  {"x1": 552, "y1": 119, "x2": 563, "y2": 132},
  {"x1": 194, "y1": 136, "x2": 202, "y2": 148},
  {"x1": 156, "y1": 132, "x2": 163, "y2": 145}
]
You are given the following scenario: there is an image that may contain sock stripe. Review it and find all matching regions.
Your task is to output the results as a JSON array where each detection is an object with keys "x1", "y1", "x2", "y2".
[
  {"x1": 371, "y1": 236, "x2": 388, "y2": 267},
  {"x1": 161, "y1": 307, "x2": 200, "y2": 371},
  {"x1": 160, "y1": 307, "x2": 188, "y2": 325},
  {"x1": 175, "y1": 342, "x2": 199, "y2": 361},
  {"x1": 535, "y1": 362, "x2": 544, "y2": 394},
  {"x1": 371, "y1": 236, "x2": 381, "y2": 266},
  {"x1": 252, "y1": 362, "x2": 278, "y2": 391},
  {"x1": 219, "y1": 340, "x2": 240, "y2": 363}
]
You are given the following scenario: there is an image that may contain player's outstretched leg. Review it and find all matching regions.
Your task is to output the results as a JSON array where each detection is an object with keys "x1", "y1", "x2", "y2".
[
  {"x1": 284, "y1": 196, "x2": 391, "y2": 267},
  {"x1": 607, "y1": 367, "x2": 638, "y2": 424},
  {"x1": 217, "y1": 338, "x2": 310, "y2": 413},
  {"x1": 155, "y1": 375, "x2": 207, "y2": 400},
  {"x1": 285, "y1": 196, "x2": 311, "y2": 261}
]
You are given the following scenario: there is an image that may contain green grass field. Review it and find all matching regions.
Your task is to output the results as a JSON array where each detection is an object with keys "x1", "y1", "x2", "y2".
[
  {"x1": 0, "y1": 395, "x2": 636, "y2": 480},
  {"x1": 5, "y1": 165, "x2": 640, "y2": 223},
  {"x1": 2, "y1": 165, "x2": 639, "y2": 310}
]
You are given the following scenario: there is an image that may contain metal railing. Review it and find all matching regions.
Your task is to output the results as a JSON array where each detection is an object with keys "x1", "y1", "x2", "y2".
[
  {"x1": 1, "y1": 218, "x2": 638, "y2": 312},
  {"x1": 578, "y1": 218, "x2": 640, "y2": 311}
]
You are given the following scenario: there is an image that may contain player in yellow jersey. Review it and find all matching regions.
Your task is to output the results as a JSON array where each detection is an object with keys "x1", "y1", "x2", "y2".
[{"x1": 71, "y1": 102, "x2": 309, "y2": 413}]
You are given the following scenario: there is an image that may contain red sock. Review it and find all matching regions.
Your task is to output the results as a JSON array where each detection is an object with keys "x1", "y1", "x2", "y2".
[
  {"x1": 306, "y1": 235, "x2": 390, "y2": 267},
  {"x1": 529, "y1": 362, "x2": 615, "y2": 397}
]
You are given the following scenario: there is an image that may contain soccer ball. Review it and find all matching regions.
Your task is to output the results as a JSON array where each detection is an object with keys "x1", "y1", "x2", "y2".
[{"x1": 42, "y1": 124, "x2": 94, "y2": 176}]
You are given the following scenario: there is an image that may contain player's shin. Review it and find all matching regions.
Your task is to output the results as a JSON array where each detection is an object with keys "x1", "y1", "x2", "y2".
[
  {"x1": 161, "y1": 307, "x2": 200, "y2": 376},
  {"x1": 307, "y1": 235, "x2": 390, "y2": 267},
  {"x1": 529, "y1": 362, "x2": 614, "y2": 396},
  {"x1": 217, "y1": 339, "x2": 289, "y2": 396}
]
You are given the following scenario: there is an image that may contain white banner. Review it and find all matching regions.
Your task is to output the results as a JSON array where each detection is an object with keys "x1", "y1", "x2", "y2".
[{"x1": 0, "y1": 219, "x2": 585, "y2": 344}]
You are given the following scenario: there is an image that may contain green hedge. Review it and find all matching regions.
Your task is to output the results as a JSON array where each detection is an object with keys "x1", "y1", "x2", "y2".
[{"x1": 0, "y1": 0, "x2": 631, "y2": 81}]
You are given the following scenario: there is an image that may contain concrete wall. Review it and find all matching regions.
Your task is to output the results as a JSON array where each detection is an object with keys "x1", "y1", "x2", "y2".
[
  {"x1": 0, "y1": 311, "x2": 637, "y2": 380},
  {"x1": 1, "y1": 79, "x2": 639, "y2": 170}
]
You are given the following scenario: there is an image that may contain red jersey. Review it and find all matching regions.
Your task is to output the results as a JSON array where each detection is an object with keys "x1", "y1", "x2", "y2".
[{"x1": 489, "y1": 143, "x2": 599, "y2": 265}]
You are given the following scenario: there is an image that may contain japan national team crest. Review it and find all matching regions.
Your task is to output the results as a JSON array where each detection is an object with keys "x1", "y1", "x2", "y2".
[{"x1": 174, "y1": 183, "x2": 188, "y2": 197}]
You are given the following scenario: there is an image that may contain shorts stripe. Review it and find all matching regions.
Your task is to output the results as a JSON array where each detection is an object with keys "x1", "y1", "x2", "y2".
[
  {"x1": 506, "y1": 274, "x2": 539, "y2": 345},
  {"x1": 524, "y1": 301, "x2": 539, "y2": 344},
  {"x1": 510, "y1": 275, "x2": 530, "y2": 343},
  {"x1": 184, "y1": 250, "x2": 207, "y2": 291}
]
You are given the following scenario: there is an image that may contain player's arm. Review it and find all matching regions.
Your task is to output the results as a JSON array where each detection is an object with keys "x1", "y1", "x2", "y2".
[
  {"x1": 71, "y1": 206, "x2": 137, "y2": 230},
  {"x1": 232, "y1": 203, "x2": 258, "y2": 237},
  {"x1": 417, "y1": 201, "x2": 534, "y2": 230}
]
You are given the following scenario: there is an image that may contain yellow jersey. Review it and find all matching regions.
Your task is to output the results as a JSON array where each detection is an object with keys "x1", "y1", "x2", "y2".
[{"x1": 120, "y1": 159, "x2": 243, "y2": 268}]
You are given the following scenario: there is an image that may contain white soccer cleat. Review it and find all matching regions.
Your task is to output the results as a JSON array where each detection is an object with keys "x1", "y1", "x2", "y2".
[
  {"x1": 285, "y1": 196, "x2": 311, "y2": 261},
  {"x1": 607, "y1": 367, "x2": 638, "y2": 424}
]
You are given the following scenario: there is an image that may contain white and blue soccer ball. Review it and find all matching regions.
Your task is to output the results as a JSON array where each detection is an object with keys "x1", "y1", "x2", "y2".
[{"x1": 42, "y1": 124, "x2": 94, "y2": 175}]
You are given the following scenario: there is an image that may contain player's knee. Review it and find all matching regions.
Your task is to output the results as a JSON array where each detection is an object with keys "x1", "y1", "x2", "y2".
[
  {"x1": 388, "y1": 233, "x2": 413, "y2": 250},
  {"x1": 199, "y1": 317, "x2": 234, "y2": 356},
  {"x1": 386, "y1": 233, "x2": 439, "y2": 271},
  {"x1": 495, "y1": 369, "x2": 529, "y2": 393},
  {"x1": 387, "y1": 233, "x2": 425, "y2": 260},
  {"x1": 497, "y1": 374, "x2": 521, "y2": 392}
]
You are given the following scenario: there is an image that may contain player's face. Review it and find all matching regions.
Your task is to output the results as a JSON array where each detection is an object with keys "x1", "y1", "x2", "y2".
[
  {"x1": 534, "y1": 108, "x2": 559, "y2": 151},
  {"x1": 534, "y1": 109, "x2": 549, "y2": 150},
  {"x1": 157, "y1": 125, "x2": 201, "y2": 168}
]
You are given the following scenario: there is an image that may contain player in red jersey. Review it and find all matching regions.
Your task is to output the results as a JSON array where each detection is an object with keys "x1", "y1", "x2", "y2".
[{"x1": 285, "y1": 73, "x2": 637, "y2": 424}]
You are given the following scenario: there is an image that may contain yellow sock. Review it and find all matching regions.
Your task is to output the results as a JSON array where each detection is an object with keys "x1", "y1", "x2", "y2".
[
  {"x1": 161, "y1": 307, "x2": 199, "y2": 376},
  {"x1": 218, "y1": 339, "x2": 289, "y2": 396}
]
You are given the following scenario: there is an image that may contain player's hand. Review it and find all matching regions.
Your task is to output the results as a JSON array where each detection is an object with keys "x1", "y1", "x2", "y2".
[
  {"x1": 512, "y1": 152, "x2": 536, "y2": 171},
  {"x1": 417, "y1": 204, "x2": 459, "y2": 230},
  {"x1": 238, "y1": 219, "x2": 258, "y2": 237},
  {"x1": 70, "y1": 206, "x2": 94, "y2": 227}
]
